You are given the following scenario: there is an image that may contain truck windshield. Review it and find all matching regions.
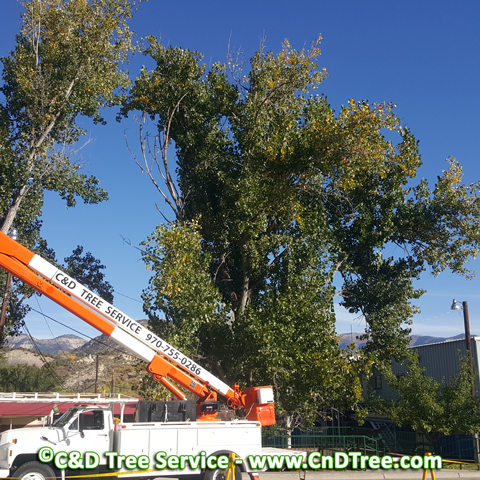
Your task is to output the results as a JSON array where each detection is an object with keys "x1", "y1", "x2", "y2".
[{"x1": 53, "y1": 408, "x2": 79, "y2": 428}]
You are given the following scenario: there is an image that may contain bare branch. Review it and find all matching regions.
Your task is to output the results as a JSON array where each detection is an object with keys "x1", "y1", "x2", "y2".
[
  {"x1": 155, "y1": 203, "x2": 169, "y2": 222},
  {"x1": 124, "y1": 115, "x2": 179, "y2": 217},
  {"x1": 125, "y1": 91, "x2": 189, "y2": 221}
]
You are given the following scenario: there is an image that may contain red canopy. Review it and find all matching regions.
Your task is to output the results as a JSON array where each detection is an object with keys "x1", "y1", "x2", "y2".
[
  {"x1": 0, "y1": 402, "x2": 137, "y2": 417},
  {"x1": 0, "y1": 402, "x2": 76, "y2": 417}
]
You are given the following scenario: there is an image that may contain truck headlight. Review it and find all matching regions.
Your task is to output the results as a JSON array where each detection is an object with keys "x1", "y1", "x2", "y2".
[{"x1": 0, "y1": 445, "x2": 8, "y2": 462}]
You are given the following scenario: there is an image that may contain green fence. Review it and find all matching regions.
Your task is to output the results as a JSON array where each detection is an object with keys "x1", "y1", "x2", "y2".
[
  {"x1": 435, "y1": 435, "x2": 479, "y2": 465},
  {"x1": 262, "y1": 426, "x2": 480, "y2": 464},
  {"x1": 262, "y1": 432, "x2": 380, "y2": 456}
]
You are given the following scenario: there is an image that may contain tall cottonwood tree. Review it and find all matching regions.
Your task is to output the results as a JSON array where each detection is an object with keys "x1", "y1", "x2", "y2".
[
  {"x1": 0, "y1": 0, "x2": 137, "y2": 340},
  {"x1": 121, "y1": 37, "x2": 480, "y2": 418},
  {"x1": 0, "y1": 0, "x2": 139, "y2": 237}
]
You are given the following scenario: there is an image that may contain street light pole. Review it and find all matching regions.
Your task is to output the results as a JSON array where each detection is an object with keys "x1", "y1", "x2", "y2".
[
  {"x1": 452, "y1": 299, "x2": 475, "y2": 396},
  {"x1": 451, "y1": 299, "x2": 479, "y2": 462},
  {"x1": 462, "y1": 301, "x2": 475, "y2": 396}
]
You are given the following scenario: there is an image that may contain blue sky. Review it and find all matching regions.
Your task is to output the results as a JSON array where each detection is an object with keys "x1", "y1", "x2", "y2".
[{"x1": 1, "y1": 1, "x2": 479, "y2": 341}]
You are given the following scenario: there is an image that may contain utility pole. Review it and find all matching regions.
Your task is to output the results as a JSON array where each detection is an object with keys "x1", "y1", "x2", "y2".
[
  {"x1": 0, "y1": 229, "x2": 17, "y2": 347},
  {"x1": 0, "y1": 272, "x2": 12, "y2": 347},
  {"x1": 94, "y1": 355, "x2": 99, "y2": 393}
]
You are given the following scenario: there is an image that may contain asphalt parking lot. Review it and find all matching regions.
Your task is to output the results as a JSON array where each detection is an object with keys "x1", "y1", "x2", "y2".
[
  {"x1": 257, "y1": 470, "x2": 480, "y2": 479},
  {"x1": 156, "y1": 469, "x2": 480, "y2": 480}
]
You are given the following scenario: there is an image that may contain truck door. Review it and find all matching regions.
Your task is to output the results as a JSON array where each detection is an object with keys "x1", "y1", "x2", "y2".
[{"x1": 60, "y1": 410, "x2": 110, "y2": 460}]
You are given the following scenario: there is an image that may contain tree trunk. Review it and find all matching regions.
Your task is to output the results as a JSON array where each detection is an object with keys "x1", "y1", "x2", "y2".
[
  {"x1": 1, "y1": 186, "x2": 27, "y2": 234},
  {"x1": 238, "y1": 276, "x2": 251, "y2": 317},
  {"x1": 286, "y1": 414, "x2": 293, "y2": 449},
  {"x1": 237, "y1": 248, "x2": 251, "y2": 316}
]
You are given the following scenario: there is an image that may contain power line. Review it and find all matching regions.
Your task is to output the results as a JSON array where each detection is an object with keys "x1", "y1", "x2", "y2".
[
  {"x1": 28, "y1": 307, "x2": 139, "y2": 360},
  {"x1": 21, "y1": 321, "x2": 65, "y2": 388},
  {"x1": 114, "y1": 290, "x2": 143, "y2": 304},
  {"x1": 34, "y1": 295, "x2": 64, "y2": 353},
  {"x1": 414, "y1": 310, "x2": 454, "y2": 324}
]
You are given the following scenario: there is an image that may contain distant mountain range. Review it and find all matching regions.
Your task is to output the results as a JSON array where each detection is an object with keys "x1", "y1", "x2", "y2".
[
  {"x1": 5, "y1": 334, "x2": 86, "y2": 354},
  {"x1": 5, "y1": 329, "x2": 474, "y2": 356},
  {"x1": 338, "y1": 332, "x2": 473, "y2": 350},
  {"x1": 4, "y1": 321, "x2": 149, "y2": 355}
]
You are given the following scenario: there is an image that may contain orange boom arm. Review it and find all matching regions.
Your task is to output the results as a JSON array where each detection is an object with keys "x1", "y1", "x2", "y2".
[{"x1": 0, "y1": 232, "x2": 275, "y2": 425}]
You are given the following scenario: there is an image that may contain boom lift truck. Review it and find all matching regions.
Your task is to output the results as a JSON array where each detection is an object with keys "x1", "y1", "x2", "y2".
[{"x1": 0, "y1": 232, "x2": 283, "y2": 480}]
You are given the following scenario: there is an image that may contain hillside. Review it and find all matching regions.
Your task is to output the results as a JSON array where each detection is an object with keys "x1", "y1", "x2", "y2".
[
  {"x1": 4, "y1": 349, "x2": 55, "y2": 368},
  {"x1": 53, "y1": 352, "x2": 143, "y2": 393},
  {"x1": 2, "y1": 347, "x2": 144, "y2": 394},
  {"x1": 2, "y1": 321, "x2": 150, "y2": 394},
  {"x1": 73, "y1": 320, "x2": 149, "y2": 356}
]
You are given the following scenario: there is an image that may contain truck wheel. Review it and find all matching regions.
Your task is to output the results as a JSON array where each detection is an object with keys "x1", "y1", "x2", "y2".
[
  {"x1": 203, "y1": 465, "x2": 242, "y2": 480},
  {"x1": 14, "y1": 462, "x2": 56, "y2": 480}
]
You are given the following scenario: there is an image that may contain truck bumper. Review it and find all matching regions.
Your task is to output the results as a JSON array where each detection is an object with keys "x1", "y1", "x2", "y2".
[{"x1": 0, "y1": 468, "x2": 10, "y2": 478}]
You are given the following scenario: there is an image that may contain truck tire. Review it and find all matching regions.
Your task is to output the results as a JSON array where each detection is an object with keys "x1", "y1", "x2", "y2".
[
  {"x1": 203, "y1": 464, "x2": 242, "y2": 480},
  {"x1": 14, "y1": 461, "x2": 56, "y2": 480}
]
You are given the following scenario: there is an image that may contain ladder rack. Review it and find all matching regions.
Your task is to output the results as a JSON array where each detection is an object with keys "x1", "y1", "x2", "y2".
[{"x1": 0, "y1": 392, "x2": 139, "y2": 403}]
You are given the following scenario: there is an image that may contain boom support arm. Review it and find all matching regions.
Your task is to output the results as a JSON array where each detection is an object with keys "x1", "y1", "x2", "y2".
[{"x1": 0, "y1": 232, "x2": 275, "y2": 425}]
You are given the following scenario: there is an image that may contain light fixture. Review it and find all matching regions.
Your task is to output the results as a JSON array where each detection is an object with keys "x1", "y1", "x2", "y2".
[{"x1": 451, "y1": 299, "x2": 462, "y2": 311}]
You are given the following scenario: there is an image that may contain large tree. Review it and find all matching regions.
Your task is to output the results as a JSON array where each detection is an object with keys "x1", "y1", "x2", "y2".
[
  {"x1": 0, "y1": 0, "x2": 139, "y2": 237},
  {"x1": 370, "y1": 355, "x2": 480, "y2": 450},
  {"x1": 63, "y1": 246, "x2": 114, "y2": 303},
  {"x1": 1, "y1": 245, "x2": 114, "y2": 344},
  {"x1": 0, "y1": 360, "x2": 61, "y2": 392},
  {"x1": 0, "y1": 0, "x2": 137, "y2": 340},
  {"x1": 121, "y1": 37, "x2": 480, "y2": 418}
]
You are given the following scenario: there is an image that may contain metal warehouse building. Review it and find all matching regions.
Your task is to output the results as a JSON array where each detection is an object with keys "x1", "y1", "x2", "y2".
[{"x1": 366, "y1": 336, "x2": 480, "y2": 399}]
